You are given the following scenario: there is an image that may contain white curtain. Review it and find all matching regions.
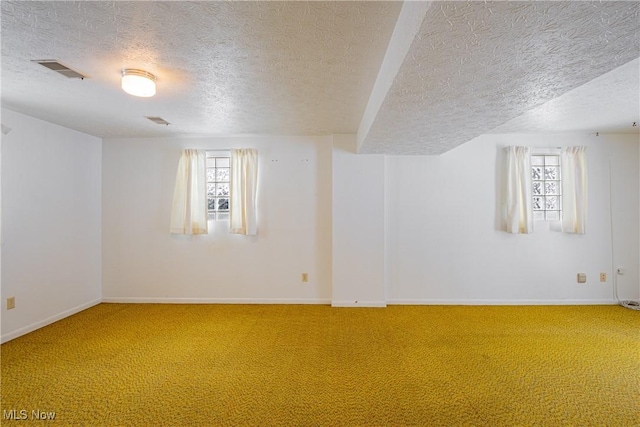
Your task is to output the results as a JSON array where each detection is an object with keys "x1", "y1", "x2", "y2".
[
  {"x1": 504, "y1": 146, "x2": 533, "y2": 234},
  {"x1": 561, "y1": 146, "x2": 587, "y2": 234},
  {"x1": 230, "y1": 148, "x2": 258, "y2": 235},
  {"x1": 169, "y1": 149, "x2": 208, "y2": 235}
]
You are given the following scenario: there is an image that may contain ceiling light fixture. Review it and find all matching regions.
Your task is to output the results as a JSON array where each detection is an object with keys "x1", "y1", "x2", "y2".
[{"x1": 121, "y1": 69, "x2": 156, "y2": 97}]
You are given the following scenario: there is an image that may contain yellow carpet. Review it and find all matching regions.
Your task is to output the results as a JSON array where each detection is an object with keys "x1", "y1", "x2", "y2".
[{"x1": 1, "y1": 304, "x2": 639, "y2": 426}]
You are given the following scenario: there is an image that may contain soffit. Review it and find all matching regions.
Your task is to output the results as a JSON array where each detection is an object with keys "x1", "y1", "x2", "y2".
[
  {"x1": 359, "y1": 1, "x2": 640, "y2": 155},
  {"x1": 491, "y1": 57, "x2": 640, "y2": 135}
]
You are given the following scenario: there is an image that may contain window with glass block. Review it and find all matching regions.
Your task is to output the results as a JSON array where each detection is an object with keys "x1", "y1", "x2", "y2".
[
  {"x1": 206, "y1": 152, "x2": 230, "y2": 220},
  {"x1": 531, "y1": 155, "x2": 561, "y2": 221}
]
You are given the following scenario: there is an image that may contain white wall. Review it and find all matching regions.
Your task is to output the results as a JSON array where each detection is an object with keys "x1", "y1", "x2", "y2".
[
  {"x1": 101, "y1": 135, "x2": 332, "y2": 303},
  {"x1": 2, "y1": 108, "x2": 637, "y2": 346},
  {"x1": 103, "y1": 132, "x2": 638, "y2": 306},
  {"x1": 332, "y1": 135, "x2": 386, "y2": 306},
  {"x1": 1, "y1": 108, "x2": 102, "y2": 342},
  {"x1": 386, "y1": 133, "x2": 639, "y2": 304}
]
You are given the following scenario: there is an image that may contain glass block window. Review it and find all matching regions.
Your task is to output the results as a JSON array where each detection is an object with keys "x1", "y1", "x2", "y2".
[
  {"x1": 206, "y1": 151, "x2": 230, "y2": 221},
  {"x1": 532, "y1": 155, "x2": 561, "y2": 221}
]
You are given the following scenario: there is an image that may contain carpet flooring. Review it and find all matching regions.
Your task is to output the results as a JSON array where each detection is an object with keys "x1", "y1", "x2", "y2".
[{"x1": 1, "y1": 304, "x2": 639, "y2": 426}]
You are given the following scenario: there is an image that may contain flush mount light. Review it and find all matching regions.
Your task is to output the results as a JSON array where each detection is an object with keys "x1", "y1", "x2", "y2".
[{"x1": 121, "y1": 69, "x2": 156, "y2": 97}]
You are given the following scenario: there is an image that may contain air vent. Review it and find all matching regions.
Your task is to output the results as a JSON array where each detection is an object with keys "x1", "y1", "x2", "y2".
[
  {"x1": 145, "y1": 116, "x2": 170, "y2": 126},
  {"x1": 33, "y1": 60, "x2": 87, "y2": 79}
]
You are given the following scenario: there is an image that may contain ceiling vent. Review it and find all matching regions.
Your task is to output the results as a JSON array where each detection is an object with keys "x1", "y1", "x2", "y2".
[
  {"x1": 145, "y1": 116, "x2": 170, "y2": 126},
  {"x1": 33, "y1": 60, "x2": 87, "y2": 79}
]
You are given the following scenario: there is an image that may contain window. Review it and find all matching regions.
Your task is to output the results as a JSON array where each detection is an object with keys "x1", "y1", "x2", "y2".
[
  {"x1": 531, "y1": 154, "x2": 561, "y2": 221},
  {"x1": 206, "y1": 151, "x2": 230, "y2": 220}
]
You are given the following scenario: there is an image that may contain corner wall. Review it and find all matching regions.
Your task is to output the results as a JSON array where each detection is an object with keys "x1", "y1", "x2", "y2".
[
  {"x1": 101, "y1": 135, "x2": 332, "y2": 303},
  {"x1": 1, "y1": 109, "x2": 102, "y2": 343},
  {"x1": 332, "y1": 135, "x2": 386, "y2": 306}
]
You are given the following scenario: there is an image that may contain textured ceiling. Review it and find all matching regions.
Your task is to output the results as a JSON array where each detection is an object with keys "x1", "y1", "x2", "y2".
[
  {"x1": 1, "y1": 1, "x2": 401, "y2": 138},
  {"x1": 359, "y1": 1, "x2": 640, "y2": 154},
  {"x1": 491, "y1": 57, "x2": 640, "y2": 135},
  {"x1": 1, "y1": 1, "x2": 639, "y2": 153}
]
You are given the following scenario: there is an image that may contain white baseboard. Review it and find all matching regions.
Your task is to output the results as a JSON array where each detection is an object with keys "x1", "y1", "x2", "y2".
[
  {"x1": 331, "y1": 300, "x2": 387, "y2": 308},
  {"x1": 388, "y1": 299, "x2": 617, "y2": 306},
  {"x1": 101, "y1": 297, "x2": 331, "y2": 305},
  {"x1": 106, "y1": 298, "x2": 616, "y2": 307},
  {"x1": 1, "y1": 297, "x2": 618, "y2": 344},
  {"x1": 1, "y1": 298, "x2": 102, "y2": 344}
]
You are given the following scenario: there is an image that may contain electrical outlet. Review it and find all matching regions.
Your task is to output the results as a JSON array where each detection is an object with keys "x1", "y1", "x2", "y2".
[
  {"x1": 7, "y1": 297, "x2": 15, "y2": 310},
  {"x1": 301, "y1": 273, "x2": 309, "y2": 283},
  {"x1": 577, "y1": 273, "x2": 587, "y2": 283},
  {"x1": 600, "y1": 273, "x2": 606, "y2": 282}
]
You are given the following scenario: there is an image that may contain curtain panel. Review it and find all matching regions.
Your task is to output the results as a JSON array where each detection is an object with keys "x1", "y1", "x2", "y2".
[
  {"x1": 504, "y1": 146, "x2": 533, "y2": 234},
  {"x1": 561, "y1": 146, "x2": 587, "y2": 234},
  {"x1": 169, "y1": 149, "x2": 208, "y2": 235},
  {"x1": 230, "y1": 148, "x2": 258, "y2": 235}
]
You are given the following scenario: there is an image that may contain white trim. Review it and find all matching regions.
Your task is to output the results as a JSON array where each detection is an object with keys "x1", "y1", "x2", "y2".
[
  {"x1": 2, "y1": 297, "x2": 616, "y2": 344},
  {"x1": 1, "y1": 298, "x2": 101, "y2": 344},
  {"x1": 331, "y1": 300, "x2": 387, "y2": 308},
  {"x1": 388, "y1": 299, "x2": 617, "y2": 306},
  {"x1": 101, "y1": 297, "x2": 331, "y2": 305}
]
